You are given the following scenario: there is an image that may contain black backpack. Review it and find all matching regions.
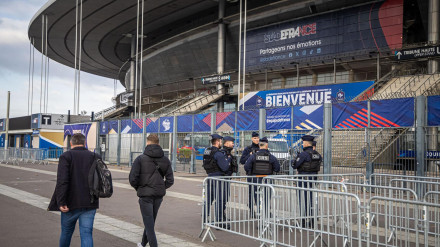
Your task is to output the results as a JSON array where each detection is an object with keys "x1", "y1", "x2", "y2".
[{"x1": 88, "y1": 154, "x2": 113, "y2": 203}]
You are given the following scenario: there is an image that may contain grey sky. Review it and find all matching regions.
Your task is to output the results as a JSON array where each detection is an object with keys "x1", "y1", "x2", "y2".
[{"x1": 0, "y1": 0, "x2": 124, "y2": 118}]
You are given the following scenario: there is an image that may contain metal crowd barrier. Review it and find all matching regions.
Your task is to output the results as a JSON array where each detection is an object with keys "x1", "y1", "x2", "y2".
[
  {"x1": 0, "y1": 148, "x2": 49, "y2": 165},
  {"x1": 367, "y1": 197, "x2": 440, "y2": 247}
]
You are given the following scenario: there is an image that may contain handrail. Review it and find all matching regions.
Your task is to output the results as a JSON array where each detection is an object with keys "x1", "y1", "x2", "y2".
[{"x1": 171, "y1": 87, "x2": 225, "y2": 115}]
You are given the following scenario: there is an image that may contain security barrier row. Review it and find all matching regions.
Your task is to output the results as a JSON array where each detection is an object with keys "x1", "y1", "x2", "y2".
[
  {"x1": 200, "y1": 174, "x2": 440, "y2": 246},
  {"x1": 0, "y1": 148, "x2": 65, "y2": 165}
]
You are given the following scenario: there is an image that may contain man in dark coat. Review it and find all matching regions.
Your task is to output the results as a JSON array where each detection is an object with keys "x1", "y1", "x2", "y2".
[
  {"x1": 129, "y1": 134, "x2": 174, "y2": 247},
  {"x1": 48, "y1": 133, "x2": 100, "y2": 247}
]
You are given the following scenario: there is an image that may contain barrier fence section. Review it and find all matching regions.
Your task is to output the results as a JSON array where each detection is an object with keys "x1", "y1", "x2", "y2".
[
  {"x1": 89, "y1": 95, "x2": 440, "y2": 179},
  {"x1": 0, "y1": 148, "x2": 65, "y2": 165},
  {"x1": 200, "y1": 174, "x2": 440, "y2": 246}
]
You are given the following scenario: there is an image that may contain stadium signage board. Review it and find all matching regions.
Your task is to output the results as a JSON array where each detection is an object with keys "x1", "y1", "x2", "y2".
[
  {"x1": 394, "y1": 45, "x2": 440, "y2": 60},
  {"x1": 201, "y1": 74, "x2": 231, "y2": 85}
]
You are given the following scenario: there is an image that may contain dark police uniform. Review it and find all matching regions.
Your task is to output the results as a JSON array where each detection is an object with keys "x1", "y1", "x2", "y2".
[
  {"x1": 244, "y1": 137, "x2": 280, "y2": 217},
  {"x1": 239, "y1": 132, "x2": 260, "y2": 165},
  {"x1": 221, "y1": 136, "x2": 238, "y2": 176},
  {"x1": 202, "y1": 134, "x2": 231, "y2": 228},
  {"x1": 291, "y1": 135, "x2": 322, "y2": 228}
]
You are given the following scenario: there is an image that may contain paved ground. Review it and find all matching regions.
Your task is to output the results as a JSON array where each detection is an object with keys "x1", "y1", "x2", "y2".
[{"x1": 0, "y1": 162, "x2": 259, "y2": 247}]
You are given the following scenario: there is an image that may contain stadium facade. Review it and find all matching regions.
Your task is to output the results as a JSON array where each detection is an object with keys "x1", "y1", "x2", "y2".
[{"x1": 27, "y1": 0, "x2": 438, "y2": 117}]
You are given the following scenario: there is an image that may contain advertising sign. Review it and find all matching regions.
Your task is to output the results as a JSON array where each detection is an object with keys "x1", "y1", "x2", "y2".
[
  {"x1": 245, "y1": 0, "x2": 403, "y2": 71},
  {"x1": 240, "y1": 80, "x2": 374, "y2": 109},
  {"x1": 266, "y1": 107, "x2": 292, "y2": 130},
  {"x1": 201, "y1": 74, "x2": 231, "y2": 85},
  {"x1": 395, "y1": 45, "x2": 440, "y2": 61}
]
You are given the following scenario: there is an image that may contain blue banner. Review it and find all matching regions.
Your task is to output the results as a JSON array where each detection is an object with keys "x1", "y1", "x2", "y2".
[
  {"x1": 64, "y1": 123, "x2": 92, "y2": 148},
  {"x1": 177, "y1": 115, "x2": 193, "y2": 132},
  {"x1": 100, "y1": 120, "x2": 119, "y2": 135},
  {"x1": 245, "y1": 0, "x2": 403, "y2": 71},
  {"x1": 370, "y1": 98, "x2": 414, "y2": 127},
  {"x1": 240, "y1": 81, "x2": 374, "y2": 109},
  {"x1": 160, "y1": 117, "x2": 174, "y2": 133},
  {"x1": 266, "y1": 107, "x2": 292, "y2": 130},
  {"x1": 194, "y1": 113, "x2": 211, "y2": 132},
  {"x1": 293, "y1": 105, "x2": 323, "y2": 129},
  {"x1": 216, "y1": 112, "x2": 235, "y2": 132},
  {"x1": 146, "y1": 118, "x2": 159, "y2": 133},
  {"x1": 332, "y1": 102, "x2": 368, "y2": 128},
  {"x1": 237, "y1": 110, "x2": 259, "y2": 131},
  {"x1": 428, "y1": 96, "x2": 440, "y2": 126}
]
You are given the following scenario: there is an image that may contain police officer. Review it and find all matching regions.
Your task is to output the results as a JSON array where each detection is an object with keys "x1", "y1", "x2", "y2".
[
  {"x1": 240, "y1": 131, "x2": 260, "y2": 165},
  {"x1": 202, "y1": 134, "x2": 231, "y2": 229},
  {"x1": 221, "y1": 136, "x2": 238, "y2": 176},
  {"x1": 244, "y1": 137, "x2": 280, "y2": 217},
  {"x1": 291, "y1": 135, "x2": 322, "y2": 228}
]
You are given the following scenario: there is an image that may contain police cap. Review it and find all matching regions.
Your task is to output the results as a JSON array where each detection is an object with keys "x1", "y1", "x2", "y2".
[
  {"x1": 301, "y1": 135, "x2": 315, "y2": 142},
  {"x1": 252, "y1": 132, "x2": 259, "y2": 137},
  {"x1": 210, "y1": 134, "x2": 223, "y2": 140},
  {"x1": 223, "y1": 136, "x2": 234, "y2": 142},
  {"x1": 259, "y1": 137, "x2": 268, "y2": 143}
]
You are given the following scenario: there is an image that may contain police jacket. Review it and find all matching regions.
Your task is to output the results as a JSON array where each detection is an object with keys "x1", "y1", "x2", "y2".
[
  {"x1": 129, "y1": 144, "x2": 174, "y2": 198},
  {"x1": 291, "y1": 146, "x2": 322, "y2": 174},
  {"x1": 240, "y1": 143, "x2": 260, "y2": 164},
  {"x1": 244, "y1": 149, "x2": 280, "y2": 175},
  {"x1": 221, "y1": 147, "x2": 237, "y2": 176},
  {"x1": 48, "y1": 147, "x2": 100, "y2": 211},
  {"x1": 203, "y1": 146, "x2": 230, "y2": 176}
]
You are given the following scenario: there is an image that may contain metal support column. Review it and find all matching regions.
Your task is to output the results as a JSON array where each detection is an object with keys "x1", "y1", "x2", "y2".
[
  {"x1": 96, "y1": 121, "x2": 101, "y2": 155},
  {"x1": 415, "y1": 96, "x2": 426, "y2": 197},
  {"x1": 190, "y1": 115, "x2": 196, "y2": 173},
  {"x1": 323, "y1": 103, "x2": 332, "y2": 176},
  {"x1": 216, "y1": 0, "x2": 225, "y2": 112},
  {"x1": 289, "y1": 106, "x2": 294, "y2": 175},
  {"x1": 259, "y1": 108, "x2": 265, "y2": 137},
  {"x1": 366, "y1": 101, "x2": 373, "y2": 182},
  {"x1": 129, "y1": 36, "x2": 136, "y2": 107},
  {"x1": 376, "y1": 53, "x2": 381, "y2": 81},
  {"x1": 142, "y1": 115, "x2": 147, "y2": 151},
  {"x1": 5, "y1": 91, "x2": 10, "y2": 149},
  {"x1": 211, "y1": 112, "x2": 216, "y2": 135},
  {"x1": 428, "y1": 0, "x2": 439, "y2": 73},
  {"x1": 117, "y1": 119, "x2": 121, "y2": 166},
  {"x1": 171, "y1": 115, "x2": 178, "y2": 171}
]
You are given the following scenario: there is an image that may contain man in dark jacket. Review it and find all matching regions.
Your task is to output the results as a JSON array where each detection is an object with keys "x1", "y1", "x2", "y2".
[
  {"x1": 48, "y1": 133, "x2": 100, "y2": 247},
  {"x1": 239, "y1": 131, "x2": 260, "y2": 165},
  {"x1": 244, "y1": 137, "x2": 280, "y2": 217},
  {"x1": 129, "y1": 134, "x2": 174, "y2": 247}
]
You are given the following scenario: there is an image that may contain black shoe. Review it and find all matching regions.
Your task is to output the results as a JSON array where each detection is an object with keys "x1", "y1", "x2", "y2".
[
  {"x1": 301, "y1": 219, "x2": 307, "y2": 228},
  {"x1": 309, "y1": 219, "x2": 315, "y2": 228}
]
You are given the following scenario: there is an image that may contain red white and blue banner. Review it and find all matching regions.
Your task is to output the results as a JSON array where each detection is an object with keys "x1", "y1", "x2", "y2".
[
  {"x1": 240, "y1": 81, "x2": 374, "y2": 109},
  {"x1": 266, "y1": 107, "x2": 292, "y2": 130},
  {"x1": 333, "y1": 98, "x2": 414, "y2": 128},
  {"x1": 245, "y1": 0, "x2": 403, "y2": 71},
  {"x1": 146, "y1": 117, "x2": 159, "y2": 133},
  {"x1": 194, "y1": 113, "x2": 211, "y2": 132},
  {"x1": 237, "y1": 110, "x2": 259, "y2": 131},
  {"x1": 428, "y1": 96, "x2": 440, "y2": 126},
  {"x1": 293, "y1": 105, "x2": 323, "y2": 130},
  {"x1": 216, "y1": 112, "x2": 235, "y2": 132}
]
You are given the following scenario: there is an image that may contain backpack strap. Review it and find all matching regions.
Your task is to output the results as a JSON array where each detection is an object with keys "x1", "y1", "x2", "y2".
[{"x1": 152, "y1": 158, "x2": 165, "y2": 178}]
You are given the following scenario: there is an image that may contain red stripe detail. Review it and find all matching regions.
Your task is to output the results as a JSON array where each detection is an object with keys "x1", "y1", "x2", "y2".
[
  {"x1": 370, "y1": 116, "x2": 391, "y2": 127},
  {"x1": 339, "y1": 123, "x2": 349, "y2": 128},
  {"x1": 350, "y1": 116, "x2": 368, "y2": 127},
  {"x1": 358, "y1": 111, "x2": 381, "y2": 127},
  {"x1": 342, "y1": 121, "x2": 356, "y2": 128},
  {"x1": 346, "y1": 118, "x2": 363, "y2": 128},
  {"x1": 369, "y1": 111, "x2": 400, "y2": 127},
  {"x1": 335, "y1": 126, "x2": 341, "y2": 129},
  {"x1": 354, "y1": 113, "x2": 368, "y2": 122}
]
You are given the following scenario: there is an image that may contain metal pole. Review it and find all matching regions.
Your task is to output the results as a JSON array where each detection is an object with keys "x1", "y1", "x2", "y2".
[
  {"x1": 96, "y1": 121, "x2": 101, "y2": 155},
  {"x1": 134, "y1": 0, "x2": 140, "y2": 118},
  {"x1": 289, "y1": 106, "x2": 294, "y2": 175},
  {"x1": 139, "y1": 0, "x2": 144, "y2": 118},
  {"x1": 117, "y1": 119, "x2": 121, "y2": 166},
  {"x1": 28, "y1": 38, "x2": 32, "y2": 115},
  {"x1": 216, "y1": 0, "x2": 225, "y2": 113},
  {"x1": 415, "y1": 96, "x2": 426, "y2": 197},
  {"x1": 323, "y1": 103, "x2": 332, "y2": 175},
  {"x1": 242, "y1": 0, "x2": 247, "y2": 111},
  {"x1": 77, "y1": 0, "x2": 83, "y2": 114},
  {"x1": 211, "y1": 112, "x2": 215, "y2": 135},
  {"x1": 190, "y1": 114, "x2": 195, "y2": 173},
  {"x1": 333, "y1": 58, "x2": 336, "y2": 84},
  {"x1": 428, "y1": 0, "x2": 439, "y2": 73},
  {"x1": 74, "y1": 0, "x2": 78, "y2": 115},
  {"x1": 31, "y1": 38, "x2": 35, "y2": 115},
  {"x1": 5, "y1": 91, "x2": 10, "y2": 149},
  {"x1": 366, "y1": 100, "x2": 373, "y2": 182},
  {"x1": 43, "y1": 15, "x2": 48, "y2": 113},
  {"x1": 237, "y1": 0, "x2": 242, "y2": 112},
  {"x1": 40, "y1": 15, "x2": 44, "y2": 113},
  {"x1": 259, "y1": 108, "x2": 265, "y2": 137},
  {"x1": 172, "y1": 115, "x2": 178, "y2": 171},
  {"x1": 142, "y1": 114, "x2": 147, "y2": 151}
]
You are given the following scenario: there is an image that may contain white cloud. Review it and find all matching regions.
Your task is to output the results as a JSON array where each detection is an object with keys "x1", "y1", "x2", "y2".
[{"x1": 0, "y1": 17, "x2": 28, "y2": 45}]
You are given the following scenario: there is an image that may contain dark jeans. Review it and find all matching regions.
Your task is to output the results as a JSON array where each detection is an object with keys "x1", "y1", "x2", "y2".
[
  {"x1": 204, "y1": 179, "x2": 230, "y2": 222},
  {"x1": 139, "y1": 196, "x2": 163, "y2": 247},
  {"x1": 59, "y1": 208, "x2": 96, "y2": 247},
  {"x1": 297, "y1": 176, "x2": 317, "y2": 221}
]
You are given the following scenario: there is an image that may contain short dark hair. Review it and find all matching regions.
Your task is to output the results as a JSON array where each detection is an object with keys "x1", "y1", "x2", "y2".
[
  {"x1": 147, "y1": 134, "x2": 159, "y2": 144},
  {"x1": 71, "y1": 133, "x2": 86, "y2": 145},
  {"x1": 211, "y1": 138, "x2": 219, "y2": 145}
]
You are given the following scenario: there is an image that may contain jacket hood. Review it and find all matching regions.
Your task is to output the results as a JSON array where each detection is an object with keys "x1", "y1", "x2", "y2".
[{"x1": 144, "y1": 144, "x2": 164, "y2": 158}]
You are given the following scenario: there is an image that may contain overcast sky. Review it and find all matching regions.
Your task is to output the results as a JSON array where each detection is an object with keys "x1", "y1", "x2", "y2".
[{"x1": 0, "y1": 0, "x2": 124, "y2": 119}]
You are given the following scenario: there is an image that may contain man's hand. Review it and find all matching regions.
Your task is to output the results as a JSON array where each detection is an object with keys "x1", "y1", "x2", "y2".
[{"x1": 59, "y1": 205, "x2": 69, "y2": 213}]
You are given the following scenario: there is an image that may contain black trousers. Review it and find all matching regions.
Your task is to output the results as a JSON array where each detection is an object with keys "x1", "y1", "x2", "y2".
[{"x1": 139, "y1": 196, "x2": 163, "y2": 247}]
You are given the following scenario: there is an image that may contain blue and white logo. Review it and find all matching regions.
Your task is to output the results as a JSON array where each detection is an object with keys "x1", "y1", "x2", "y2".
[
  {"x1": 162, "y1": 119, "x2": 171, "y2": 131},
  {"x1": 337, "y1": 89, "x2": 345, "y2": 102}
]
